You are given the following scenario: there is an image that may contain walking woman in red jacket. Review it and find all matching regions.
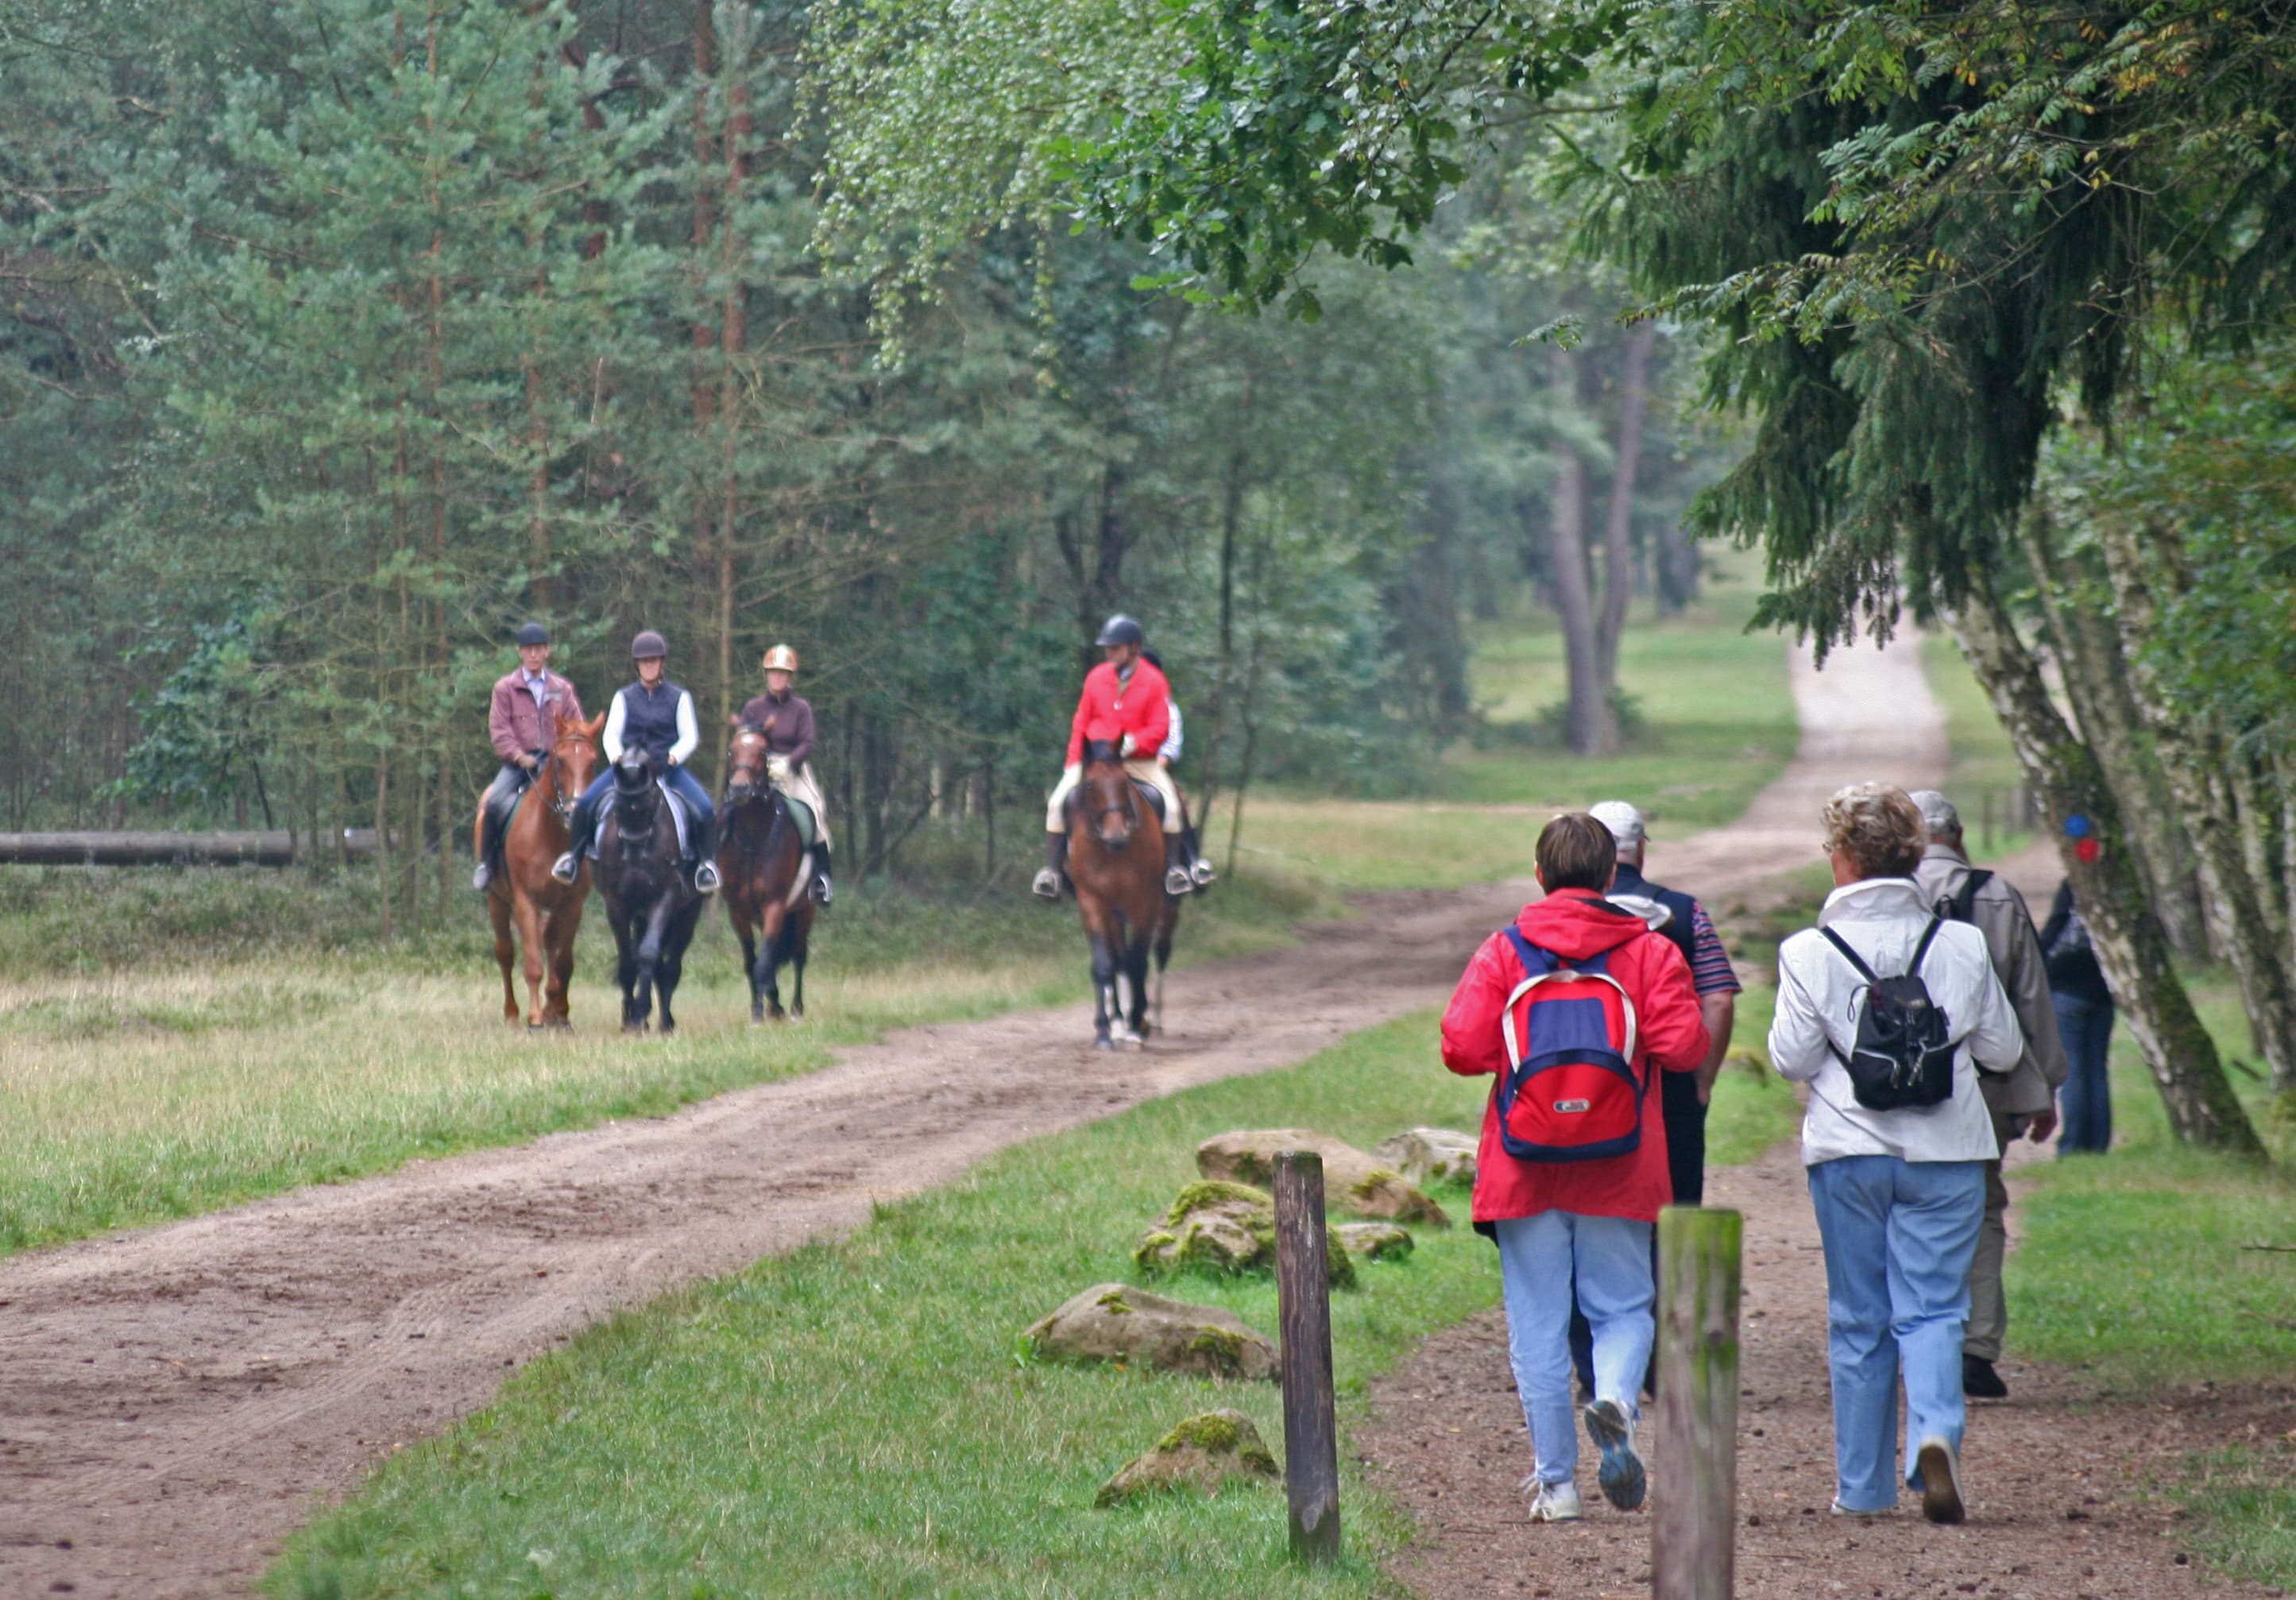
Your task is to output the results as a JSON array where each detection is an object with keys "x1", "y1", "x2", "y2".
[{"x1": 1440, "y1": 814, "x2": 1710, "y2": 1521}]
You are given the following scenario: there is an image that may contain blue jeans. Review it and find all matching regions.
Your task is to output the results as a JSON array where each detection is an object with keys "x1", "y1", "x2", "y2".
[
  {"x1": 1494, "y1": 1212, "x2": 1653, "y2": 1486},
  {"x1": 2054, "y1": 991, "x2": 2115, "y2": 1155},
  {"x1": 568, "y1": 763, "x2": 715, "y2": 860},
  {"x1": 1807, "y1": 1155, "x2": 1985, "y2": 1511}
]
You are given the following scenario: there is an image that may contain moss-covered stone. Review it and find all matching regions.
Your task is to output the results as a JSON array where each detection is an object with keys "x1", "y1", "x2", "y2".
[
  {"x1": 1022, "y1": 1283, "x2": 1277, "y2": 1380},
  {"x1": 1196, "y1": 1128, "x2": 1451, "y2": 1227},
  {"x1": 1095, "y1": 1409, "x2": 1279, "y2": 1508},
  {"x1": 1162, "y1": 1178, "x2": 1271, "y2": 1227},
  {"x1": 1336, "y1": 1220, "x2": 1413, "y2": 1261},
  {"x1": 1133, "y1": 1181, "x2": 1355, "y2": 1288}
]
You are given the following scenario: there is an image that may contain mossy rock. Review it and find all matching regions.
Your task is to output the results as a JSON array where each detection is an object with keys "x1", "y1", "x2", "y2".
[
  {"x1": 1375, "y1": 1127, "x2": 1478, "y2": 1189},
  {"x1": 1131, "y1": 1181, "x2": 1356, "y2": 1289},
  {"x1": 1022, "y1": 1283, "x2": 1277, "y2": 1381},
  {"x1": 1095, "y1": 1409, "x2": 1279, "y2": 1508},
  {"x1": 1196, "y1": 1128, "x2": 1451, "y2": 1227},
  {"x1": 1336, "y1": 1220, "x2": 1414, "y2": 1262}
]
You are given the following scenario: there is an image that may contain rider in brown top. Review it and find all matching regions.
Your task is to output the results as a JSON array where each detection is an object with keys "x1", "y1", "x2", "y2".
[
  {"x1": 734, "y1": 644, "x2": 833, "y2": 904},
  {"x1": 472, "y1": 622, "x2": 586, "y2": 892}
]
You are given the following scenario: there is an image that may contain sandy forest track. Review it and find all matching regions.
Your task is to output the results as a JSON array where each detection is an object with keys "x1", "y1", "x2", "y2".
[{"x1": 0, "y1": 638, "x2": 1935, "y2": 1598}]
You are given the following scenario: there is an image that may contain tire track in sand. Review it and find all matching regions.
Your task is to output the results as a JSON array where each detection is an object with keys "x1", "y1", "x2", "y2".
[{"x1": 0, "y1": 636, "x2": 1931, "y2": 1598}]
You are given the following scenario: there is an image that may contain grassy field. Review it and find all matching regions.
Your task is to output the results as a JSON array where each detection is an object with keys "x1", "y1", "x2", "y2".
[
  {"x1": 1213, "y1": 554, "x2": 1793, "y2": 893},
  {"x1": 0, "y1": 878, "x2": 1313, "y2": 1256},
  {"x1": 269, "y1": 1007, "x2": 1794, "y2": 1600},
  {"x1": 2005, "y1": 972, "x2": 2296, "y2": 1590}
]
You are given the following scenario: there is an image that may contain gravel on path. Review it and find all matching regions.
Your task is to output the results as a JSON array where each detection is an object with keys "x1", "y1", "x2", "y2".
[{"x1": 0, "y1": 636, "x2": 1929, "y2": 1598}]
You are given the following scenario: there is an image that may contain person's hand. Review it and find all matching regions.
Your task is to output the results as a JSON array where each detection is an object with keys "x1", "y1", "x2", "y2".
[
  {"x1": 518, "y1": 754, "x2": 539, "y2": 771},
  {"x1": 1157, "y1": 754, "x2": 1171, "y2": 769},
  {"x1": 2027, "y1": 1107, "x2": 2060, "y2": 1144},
  {"x1": 767, "y1": 754, "x2": 792, "y2": 781}
]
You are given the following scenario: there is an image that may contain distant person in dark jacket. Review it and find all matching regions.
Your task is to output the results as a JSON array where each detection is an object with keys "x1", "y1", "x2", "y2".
[{"x1": 2040, "y1": 879, "x2": 2115, "y2": 1154}]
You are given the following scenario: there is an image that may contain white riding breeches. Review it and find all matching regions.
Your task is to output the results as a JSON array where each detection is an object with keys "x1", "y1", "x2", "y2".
[
  {"x1": 771, "y1": 761, "x2": 832, "y2": 847},
  {"x1": 1046, "y1": 759, "x2": 1185, "y2": 835}
]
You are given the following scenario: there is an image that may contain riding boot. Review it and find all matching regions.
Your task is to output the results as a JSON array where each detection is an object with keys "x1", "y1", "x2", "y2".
[
  {"x1": 1162, "y1": 832, "x2": 1194, "y2": 898},
  {"x1": 691, "y1": 814, "x2": 721, "y2": 895},
  {"x1": 1032, "y1": 833, "x2": 1068, "y2": 900},
  {"x1": 810, "y1": 841, "x2": 833, "y2": 906}
]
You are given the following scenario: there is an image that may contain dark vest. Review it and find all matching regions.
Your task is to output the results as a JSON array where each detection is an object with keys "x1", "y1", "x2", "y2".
[
  {"x1": 617, "y1": 679, "x2": 686, "y2": 760},
  {"x1": 1612, "y1": 862, "x2": 1699, "y2": 967}
]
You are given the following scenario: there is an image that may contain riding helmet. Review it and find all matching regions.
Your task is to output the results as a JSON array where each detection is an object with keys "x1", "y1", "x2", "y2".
[
  {"x1": 630, "y1": 628, "x2": 669, "y2": 660},
  {"x1": 1095, "y1": 614, "x2": 1144, "y2": 648},
  {"x1": 761, "y1": 643, "x2": 800, "y2": 673},
  {"x1": 515, "y1": 621, "x2": 550, "y2": 647}
]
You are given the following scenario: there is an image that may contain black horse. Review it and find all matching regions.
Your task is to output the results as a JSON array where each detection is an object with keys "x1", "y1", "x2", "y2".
[{"x1": 593, "y1": 750, "x2": 704, "y2": 1034}]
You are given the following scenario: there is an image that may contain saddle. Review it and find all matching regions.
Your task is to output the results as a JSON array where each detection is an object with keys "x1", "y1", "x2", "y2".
[{"x1": 658, "y1": 781, "x2": 694, "y2": 858}]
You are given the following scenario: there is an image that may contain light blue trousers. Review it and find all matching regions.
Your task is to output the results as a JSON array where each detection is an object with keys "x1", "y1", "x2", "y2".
[
  {"x1": 1494, "y1": 1211, "x2": 1653, "y2": 1486},
  {"x1": 1807, "y1": 1154, "x2": 1986, "y2": 1511}
]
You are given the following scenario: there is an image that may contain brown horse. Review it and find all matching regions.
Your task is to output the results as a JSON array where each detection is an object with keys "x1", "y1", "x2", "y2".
[
  {"x1": 718, "y1": 727, "x2": 815, "y2": 1022},
  {"x1": 482, "y1": 711, "x2": 607, "y2": 1028},
  {"x1": 1064, "y1": 738, "x2": 1181, "y2": 1048}
]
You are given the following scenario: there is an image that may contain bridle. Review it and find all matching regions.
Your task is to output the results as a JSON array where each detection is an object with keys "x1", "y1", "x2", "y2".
[
  {"x1": 720, "y1": 730, "x2": 788, "y2": 863},
  {"x1": 536, "y1": 729, "x2": 592, "y2": 823},
  {"x1": 1078, "y1": 742, "x2": 1139, "y2": 847}
]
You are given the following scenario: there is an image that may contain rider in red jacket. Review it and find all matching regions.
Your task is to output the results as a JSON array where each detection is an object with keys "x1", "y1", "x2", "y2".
[
  {"x1": 1034, "y1": 615, "x2": 1198, "y2": 900},
  {"x1": 1438, "y1": 813, "x2": 1709, "y2": 1524}
]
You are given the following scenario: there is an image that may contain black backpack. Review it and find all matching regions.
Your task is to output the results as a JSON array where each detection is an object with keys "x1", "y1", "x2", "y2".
[
  {"x1": 1818, "y1": 916, "x2": 1957, "y2": 1111},
  {"x1": 1937, "y1": 868, "x2": 1993, "y2": 926}
]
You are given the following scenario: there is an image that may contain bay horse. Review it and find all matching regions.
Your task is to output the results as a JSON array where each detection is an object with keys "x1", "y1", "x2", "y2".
[
  {"x1": 1063, "y1": 738, "x2": 1181, "y2": 1049},
  {"x1": 482, "y1": 711, "x2": 606, "y2": 1028},
  {"x1": 718, "y1": 727, "x2": 814, "y2": 1022},
  {"x1": 593, "y1": 749, "x2": 705, "y2": 1034}
]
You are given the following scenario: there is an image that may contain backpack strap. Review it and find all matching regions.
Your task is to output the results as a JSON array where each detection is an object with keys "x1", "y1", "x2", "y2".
[
  {"x1": 1816, "y1": 924, "x2": 1880, "y2": 985},
  {"x1": 1495, "y1": 927, "x2": 1640, "y2": 1072},
  {"x1": 1909, "y1": 910, "x2": 1946, "y2": 971},
  {"x1": 1942, "y1": 869, "x2": 1993, "y2": 924}
]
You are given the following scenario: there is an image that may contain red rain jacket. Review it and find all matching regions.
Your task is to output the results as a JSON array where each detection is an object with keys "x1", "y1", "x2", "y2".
[
  {"x1": 1440, "y1": 888, "x2": 1710, "y2": 1225},
  {"x1": 1064, "y1": 659, "x2": 1173, "y2": 766}
]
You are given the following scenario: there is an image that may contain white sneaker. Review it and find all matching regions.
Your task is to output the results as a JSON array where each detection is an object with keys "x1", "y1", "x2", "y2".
[
  {"x1": 1915, "y1": 1436, "x2": 1966, "y2": 1524},
  {"x1": 1524, "y1": 1474, "x2": 1583, "y2": 1521},
  {"x1": 1831, "y1": 1498, "x2": 1899, "y2": 1517}
]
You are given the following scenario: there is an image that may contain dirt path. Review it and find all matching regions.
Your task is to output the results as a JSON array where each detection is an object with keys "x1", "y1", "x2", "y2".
[
  {"x1": 1362, "y1": 1142, "x2": 2281, "y2": 1600},
  {"x1": 0, "y1": 637, "x2": 1930, "y2": 1598}
]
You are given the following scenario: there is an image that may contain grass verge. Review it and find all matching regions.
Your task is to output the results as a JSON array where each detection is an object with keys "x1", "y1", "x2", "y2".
[
  {"x1": 270, "y1": 1007, "x2": 1794, "y2": 1600},
  {"x1": 2005, "y1": 972, "x2": 2296, "y2": 1590}
]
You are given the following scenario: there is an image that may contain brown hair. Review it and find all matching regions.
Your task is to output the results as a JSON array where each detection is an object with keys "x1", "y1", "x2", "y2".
[
  {"x1": 1536, "y1": 813, "x2": 1619, "y2": 894},
  {"x1": 1821, "y1": 783, "x2": 1927, "y2": 879}
]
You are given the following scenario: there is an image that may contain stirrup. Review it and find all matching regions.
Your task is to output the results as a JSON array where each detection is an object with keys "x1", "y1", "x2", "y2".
[
  {"x1": 810, "y1": 874, "x2": 833, "y2": 906},
  {"x1": 694, "y1": 860, "x2": 721, "y2": 895},
  {"x1": 1163, "y1": 865, "x2": 1195, "y2": 897},
  {"x1": 549, "y1": 852, "x2": 580, "y2": 885},
  {"x1": 471, "y1": 861, "x2": 493, "y2": 893},
  {"x1": 1189, "y1": 858, "x2": 1217, "y2": 886},
  {"x1": 1030, "y1": 867, "x2": 1062, "y2": 901}
]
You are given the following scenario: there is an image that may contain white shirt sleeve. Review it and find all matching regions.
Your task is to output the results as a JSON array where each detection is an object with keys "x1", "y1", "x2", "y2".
[
  {"x1": 602, "y1": 690, "x2": 628, "y2": 763},
  {"x1": 1160, "y1": 701, "x2": 1184, "y2": 763},
  {"x1": 1766, "y1": 937, "x2": 1832, "y2": 1084},
  {"x1": 670, "y1": 690, "x2": 700, "y2": 766}
]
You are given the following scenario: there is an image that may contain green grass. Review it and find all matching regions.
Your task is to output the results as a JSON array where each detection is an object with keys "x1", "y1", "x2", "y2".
[
  {"x1": 1213, "y1": 550, "x2": 1795, "y2": 893},
  {"x1": 0, "y1": 875, "x2": 1314, "y2": 1258},
  {"x1": 2005, "y1": 972, "x2": 2296, "y2": 1589},
  {"x1": 269, "y1": 1006, "x2": 1793, "y2": 1600}
]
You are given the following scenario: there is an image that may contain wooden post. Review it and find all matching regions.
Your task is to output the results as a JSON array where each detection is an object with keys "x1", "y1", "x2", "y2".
[
  {"x1": 1274, "y1": 1150, "x2": 1341, "y2": 1565},
  {"x1": 1653, "y1": 1205, "x2": 1744, "y2": 1600}
]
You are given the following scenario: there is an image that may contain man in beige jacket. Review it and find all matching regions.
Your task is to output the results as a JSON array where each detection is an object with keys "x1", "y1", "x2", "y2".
[{"x1": 1910, "y1": 790, "x2": 2070, "y2": 1400}]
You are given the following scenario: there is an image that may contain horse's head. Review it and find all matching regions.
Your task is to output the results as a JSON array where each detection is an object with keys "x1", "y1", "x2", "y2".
[
  {"x1": 1078, "y1": 737, "x2": 1137, "y2": 852},
  {"x1": 724, "y1": 726, "x2": 772, "y2": 803},
  {"x1": 542, "y1": 712, "x2": 607, "y2": 819},
  {"x1": 611, "y1": 748, "x2": 659, "y2": 829}
]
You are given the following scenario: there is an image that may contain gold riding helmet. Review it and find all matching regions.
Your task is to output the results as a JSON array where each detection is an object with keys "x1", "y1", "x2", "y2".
[{"x1": 761, "y1": 644, "x2": 799, "y2": 673}]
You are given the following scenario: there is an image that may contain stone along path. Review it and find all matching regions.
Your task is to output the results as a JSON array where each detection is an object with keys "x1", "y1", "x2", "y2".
[{"x1": 0, "y1": 636, "x2": 1929, "y2": 1598}]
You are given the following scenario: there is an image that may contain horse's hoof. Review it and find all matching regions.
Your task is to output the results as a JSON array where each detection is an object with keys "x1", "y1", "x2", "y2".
[
  {"x1": 527, "y1": 1022, "x2": 544, "y2": 1034},
  {"x1": 623, "y1": 1022, "x2": 646, "y2": 1036},
  {"x1": 1094, "y1": 1036, "x2": 1113, "y2": 1051}
]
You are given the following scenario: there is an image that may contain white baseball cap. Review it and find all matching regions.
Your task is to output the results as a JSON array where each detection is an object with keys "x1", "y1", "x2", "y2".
[{"x1": 1588, "y1": 799, "x2": 1647, "y2": 852}]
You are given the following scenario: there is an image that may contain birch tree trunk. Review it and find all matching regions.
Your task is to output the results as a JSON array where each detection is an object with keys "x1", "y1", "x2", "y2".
[
  {"x1": 1948, "y1": 572, "x2": 2263, "y2": 1154},
  {"x1": 2097, "y1": 514, "x2": 2296, "y2": 1093}
]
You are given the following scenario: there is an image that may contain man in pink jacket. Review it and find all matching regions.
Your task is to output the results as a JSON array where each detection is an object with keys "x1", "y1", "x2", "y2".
[
  {"x1": 1441, "y1": 813, "x2": 1710, "y2": 1521},
  {"x1": 471, "y1": 622, "x2": 586, "y2": 892}
]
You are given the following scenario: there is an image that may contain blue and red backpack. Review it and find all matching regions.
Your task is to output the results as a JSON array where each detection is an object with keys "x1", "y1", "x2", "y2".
[{"x1": 1493, "y1": 926, "x2": 1645, "y2": 1163}]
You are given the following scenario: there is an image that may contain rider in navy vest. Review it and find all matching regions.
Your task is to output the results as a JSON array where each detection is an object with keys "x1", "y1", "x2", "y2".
[{"x1": 551, "y1": 630, "x2": 720, "y2": 894}]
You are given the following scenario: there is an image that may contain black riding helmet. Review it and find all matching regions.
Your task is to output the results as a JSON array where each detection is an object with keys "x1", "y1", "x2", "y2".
[
  {"x1": 630, "y1": 628, "x2": 668, "y2": 660},
  {"x1": 1095, "y1": 614, "x2": 1144, "y2": 648},
  {"x1": 515, "y1": 621, "x2": 550, "y2": 647}
]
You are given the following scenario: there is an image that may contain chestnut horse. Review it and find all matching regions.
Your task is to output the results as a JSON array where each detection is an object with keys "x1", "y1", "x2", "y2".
[
  {"x1": 482, "y1": 711, "x2": 607, "y2": 1028},
  {"x1": 718, "y1": 727, "x2": 815, "y2": 1022},
  {"x1": 1063, "y1": 738, "x2": 1181, "y2": 1048}
]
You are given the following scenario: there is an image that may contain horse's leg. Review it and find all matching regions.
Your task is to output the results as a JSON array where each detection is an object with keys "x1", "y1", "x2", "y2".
[
  {"x1": 659, "y1": 904, "x2": 699, "y2": 1038},
  {"x1": 788, "y1": 907, "x2": 810, "y2": 1019},
  {"x1": 1124, "y1": 934, "x2": 1153, "y2": 1044},
  {"x1": 731, "y1": 899, "x2": 763, "y2": 1023},
  {"x1": 611, "y1": 910, "x2": 643, "y2": 1034},
  {"x1": 759, "y1": 901, "x2": 787, "y2": 1022},
  {"x1": 547, "y1": 884, "x2": 586, "y2": 1028},
  {"x1": 1080, "y1": 899, "x2": 1118, "y2": 1049},
  {"x1": 1153, "y1": 913, "x2": 1175, "y2": 1036},
  {"x1": 632, "y1": 898, "x2": 672, "y2": 1034},
  {"x1": 513, "y1": 892, "x2": 551, "y2": 1030},
  {"x1": 490, "y1": 889, "x2": 519, "y2": 1024}
]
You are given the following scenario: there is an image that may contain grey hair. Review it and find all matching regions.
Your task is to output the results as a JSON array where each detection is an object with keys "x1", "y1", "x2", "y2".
[
  {"x1": 1908, "y1": 789, "x2": 1962, "y2": 838},
  {"x1": 1822, "y1": 783, "x2": 1928, "y2": 879}
]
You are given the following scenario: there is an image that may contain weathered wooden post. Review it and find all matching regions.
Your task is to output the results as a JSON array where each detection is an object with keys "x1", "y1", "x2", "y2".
[
  {"x1": 1653, "y1": 1204, "x2": 1744, "y2": 1600},
  {"x1": 1274, "y1": 1149, "x2": 1342, "y2": 1564}
]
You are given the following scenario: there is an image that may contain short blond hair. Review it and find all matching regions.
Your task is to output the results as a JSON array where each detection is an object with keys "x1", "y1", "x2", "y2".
[{"x1": 1822, "y1": 783, "x2": 1927, "y2": 879}]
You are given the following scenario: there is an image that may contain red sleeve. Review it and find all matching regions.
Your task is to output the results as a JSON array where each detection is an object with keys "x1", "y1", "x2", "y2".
[
  {"x1": 1128, "y1": 663, "x2": 1171, "y2": 757},
  {"x1": 1633, "y1": 934, "x2": 1710, "y2": 1074},
  {"x1": 489, "y1": 679, "x2": 523, "y2": 763},
  {"x1": 1440, "y1": 934, "x2": 1515, "y2": 1080},
  {"x1": 1065, "y1": 669, "x2": 1097, "y2": 766}
]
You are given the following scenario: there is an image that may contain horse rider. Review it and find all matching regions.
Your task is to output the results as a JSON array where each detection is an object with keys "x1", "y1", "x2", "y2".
[
  {"x1": 551, "y1": 629, "x2": 720, "y2": 895},
  {"x1": 1140, "y1": 647, "x2": 1216, "y2": 891},
  {"x1": 733, "y1": 643, "x2": 834, "y2": 905},
  {"x1": 472, "y1": 621, "x2": 586, "y2": 893},
  {"x1": 1033, "y1": 614, "x2": 1197, "y2": 901}
]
